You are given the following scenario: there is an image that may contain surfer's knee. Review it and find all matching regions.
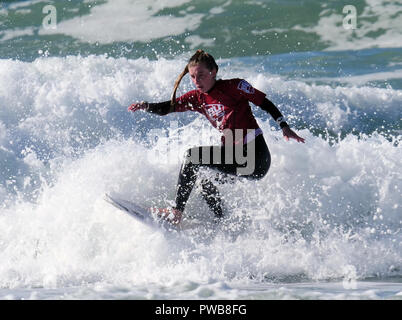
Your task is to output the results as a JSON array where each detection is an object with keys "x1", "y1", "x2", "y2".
[
  {"x1": 254, "y1": 157, "x2": 270, "y2": 180},
  {"x1": 258, "y1": 153, "x2": 271, "y2": 179},
  {"x1": 183, "y1": 148, "x2": 192, "y2": 163},
  {"x1": 244, "y1": 150, "x2": 271, "y2": 180},
  {"x1": 183, "y1": 147, "x2": 201, "y2": 165},
  {"x1": 254, "y1": 145, "x2": 271, "y2": 179}
]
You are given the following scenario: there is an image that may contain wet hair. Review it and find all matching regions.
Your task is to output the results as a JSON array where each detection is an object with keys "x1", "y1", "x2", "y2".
[{"x1": 171, "y1": 49, "x2": 218, "y2": 106}]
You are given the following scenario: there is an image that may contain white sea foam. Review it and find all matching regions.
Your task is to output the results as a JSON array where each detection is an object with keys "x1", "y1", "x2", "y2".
[
  {"x1": 295, "y1": 0, "x2": 402, "y2": 51},
  {"x1": 0, "y1": 27, "x2": 34, "y2": 42},
  {"x1": 1, "y1": 0, "x2": 401, "y2": 61},
  {"x1": 0, "y1": 55, "x2": 400, "y2": 296},
  {"x1": 302, "y1": 69, "x2": 402, "y2": 87},
  {"x1": 40, "y1": 0, "x2": 204, "y2": 44},
  {"x1": 0, "y1": 125, "x2": 400, "y2": 290}
]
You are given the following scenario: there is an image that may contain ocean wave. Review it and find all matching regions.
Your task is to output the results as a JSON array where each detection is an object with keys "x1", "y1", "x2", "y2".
[
  {"x1": 0, "y1": 54, "x2": 400, "y2": 199},
  {"x1": 0, "y1": 125, "x2": 400, "y2": 289},
  {"x1": 0, "y1": 55, "x2": 400, "y2": 288},
  {"x1": 1, "y1": 0, "x2": 401, "y2": 59}
]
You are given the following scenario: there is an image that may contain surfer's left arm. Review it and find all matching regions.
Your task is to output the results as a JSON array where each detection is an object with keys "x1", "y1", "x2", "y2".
[
  {"x1": 128, "y1": 100, "x2": 174, "y2": 115},
  {"x1": 258, "y1": 98, "x2": 305, "y2": 143}
]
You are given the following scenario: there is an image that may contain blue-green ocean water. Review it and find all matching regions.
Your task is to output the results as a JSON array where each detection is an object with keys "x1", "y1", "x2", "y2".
[{"x1": 0, "y1": 0, "x2": 401, "y2": 300}]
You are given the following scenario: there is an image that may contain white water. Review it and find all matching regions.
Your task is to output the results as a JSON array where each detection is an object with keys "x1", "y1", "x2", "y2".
[{"x1": 0, "y1": 55, "x2": 401, "y2": 299}]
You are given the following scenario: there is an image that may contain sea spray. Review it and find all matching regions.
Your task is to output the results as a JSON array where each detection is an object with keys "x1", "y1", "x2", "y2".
[{"x1": 0, "y1": 5, "x2": 400, "y2": 297}]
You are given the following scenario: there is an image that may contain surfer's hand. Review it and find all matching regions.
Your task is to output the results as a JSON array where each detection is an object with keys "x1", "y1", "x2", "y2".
[
  {"x1": 128, "y1": 101, "x2": 148, "y2": 112},
  {"x1": 282, "y1": 126, "x2": 305, "y2": 143}
]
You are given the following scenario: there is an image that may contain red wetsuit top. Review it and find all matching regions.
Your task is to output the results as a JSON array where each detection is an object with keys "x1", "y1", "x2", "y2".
[{"x1": 175, "y1": 78, "x2": 266, "y2": 145}]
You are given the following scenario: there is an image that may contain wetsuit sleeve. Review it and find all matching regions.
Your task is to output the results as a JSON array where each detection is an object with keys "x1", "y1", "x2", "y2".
[
  {"x1": 234, "y1": 79, "x2": 266, "y2": 106},
  {"x1": 174, "y1": 90, "x2": 202, "y2": 113},
  {"x1": 146, "y1": 101, "x2": 173, "y2": 115},
  {"x1": 258, "y1": 98, "x2": 289, "y2": 128},
  {"x1": 146, "y1": 90, "x2": 202, "y2": 115}
]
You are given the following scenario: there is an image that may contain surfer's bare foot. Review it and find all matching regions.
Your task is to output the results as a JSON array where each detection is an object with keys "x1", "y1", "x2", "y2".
[{"x1": 151, "y1": 207, "x2": 182, "y2": 225}]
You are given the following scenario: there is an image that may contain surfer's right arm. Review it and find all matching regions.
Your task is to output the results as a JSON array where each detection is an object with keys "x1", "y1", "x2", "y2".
[{"x1": 128, "y1": 100, "x2": 174, "y2": 115}]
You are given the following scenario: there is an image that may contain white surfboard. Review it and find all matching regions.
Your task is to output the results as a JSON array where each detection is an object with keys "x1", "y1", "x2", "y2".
[{"x1": 104, "y1": 194, "x2": 178, "y2": 231}]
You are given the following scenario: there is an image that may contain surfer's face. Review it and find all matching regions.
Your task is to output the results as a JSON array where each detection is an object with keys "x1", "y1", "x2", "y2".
[{"x1": 188, "y1": 63, "x2": 216, "y2": 93}]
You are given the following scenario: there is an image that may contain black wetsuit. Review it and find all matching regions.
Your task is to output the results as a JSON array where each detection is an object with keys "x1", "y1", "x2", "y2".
[
  {"x1": 144, "y1": 96, "x2": 287, "y2": 218},
  {"x1": 175, "y1": 134, "x2": 270, "y2": 217}
]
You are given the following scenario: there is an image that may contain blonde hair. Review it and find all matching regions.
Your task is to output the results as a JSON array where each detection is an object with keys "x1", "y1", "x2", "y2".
[{"x1": 171, "y1": 50, "x2": 218, "y2": 106}]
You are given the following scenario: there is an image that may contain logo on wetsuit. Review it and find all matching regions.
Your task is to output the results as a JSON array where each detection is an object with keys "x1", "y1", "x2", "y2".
[
  {"x1": 237, "y1": 80, "x2": 255, "y2": 94},
  {"x1": 205, "y1": 104, "x2": 225, "y2": 120}
]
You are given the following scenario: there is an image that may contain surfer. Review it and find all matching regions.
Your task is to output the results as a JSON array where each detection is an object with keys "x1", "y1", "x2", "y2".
[{"x1": 128, "y1": 49, "x2": 304, "y2": 225}]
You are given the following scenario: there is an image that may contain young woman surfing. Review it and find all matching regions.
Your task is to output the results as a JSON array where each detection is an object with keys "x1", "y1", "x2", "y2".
[{"x1": 128, "y1": 50, "x2": 305, "y2": 225}]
